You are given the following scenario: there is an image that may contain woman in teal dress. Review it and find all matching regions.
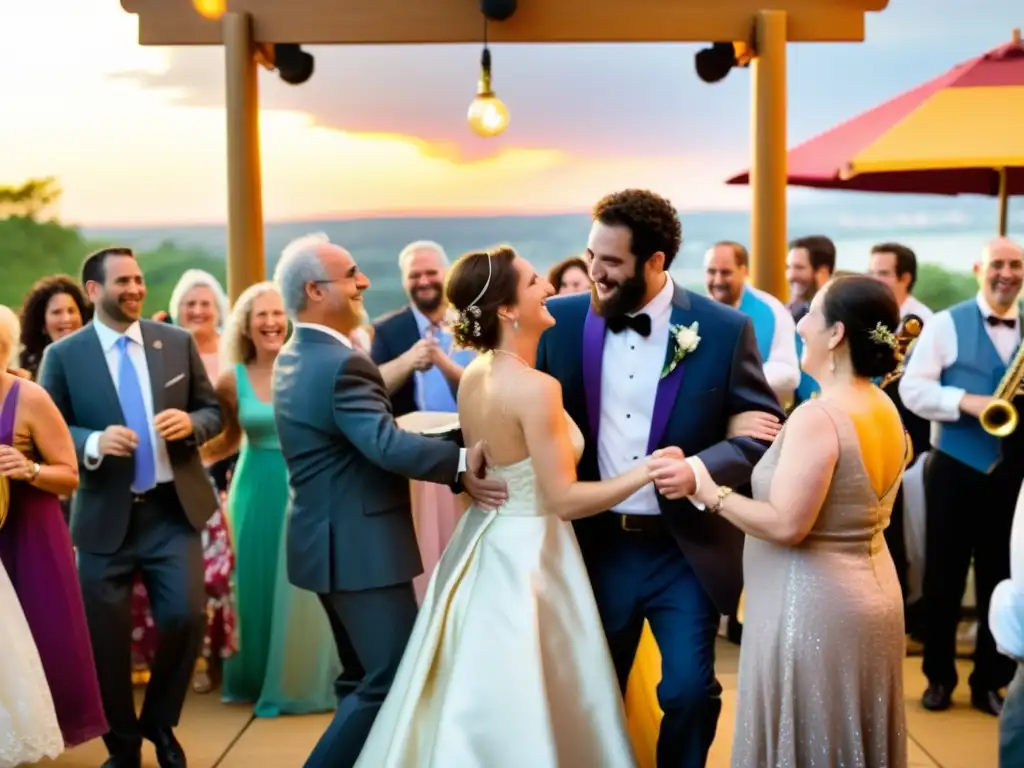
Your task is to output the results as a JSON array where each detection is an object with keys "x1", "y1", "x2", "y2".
[{"x1": 202, "y1": 282, "x2": 340, "y2": 715}]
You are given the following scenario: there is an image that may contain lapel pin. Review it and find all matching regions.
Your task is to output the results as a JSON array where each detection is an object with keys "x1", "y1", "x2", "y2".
[{"x1": 152, "y1": 340, "x2": 163, "y2": 350}]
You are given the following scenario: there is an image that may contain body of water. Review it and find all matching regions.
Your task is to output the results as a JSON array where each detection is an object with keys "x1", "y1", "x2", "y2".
[{"x1": 86, "y1": 194, "x2": 1021, "y2": 318}]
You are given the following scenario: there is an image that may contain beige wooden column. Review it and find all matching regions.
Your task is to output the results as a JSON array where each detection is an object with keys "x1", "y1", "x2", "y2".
[
  {"x1": 749, "y1": 9, "x2": 789, "y2": 301},
  {"x1": 223, "y1": 12, "x2": 265, "y2": 303}
]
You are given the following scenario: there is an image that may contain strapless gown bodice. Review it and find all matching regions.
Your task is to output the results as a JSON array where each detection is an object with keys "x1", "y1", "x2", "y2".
[
  {"x1": 471, "y1": 410, "x2": 586, "y2": 519},
  {"x1": 356, "y1": 412, "x2": 635, "y2": 767}
]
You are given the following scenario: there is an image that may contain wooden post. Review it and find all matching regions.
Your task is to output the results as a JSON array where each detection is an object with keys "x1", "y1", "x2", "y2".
[
  {"x1": 223, "y1": 12, "x2": 265, "y2": 303},
  {"x1": 749, "y1": 9, "x2": 788, "y2": 301},
  {"x1": 997, "y1": 167, "x2": 1009, "y2": 237}
]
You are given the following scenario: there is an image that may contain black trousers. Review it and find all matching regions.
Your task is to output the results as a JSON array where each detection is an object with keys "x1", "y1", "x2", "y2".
[
  {"x1": 922, "y1": 450, "x2": 1019, "y2": 692},
  {"x1": 304, "y1": 582, "x2": 419, "y2": 768},
  {"x1": 76, "y1": 485, "x2": 207, "y2": 756}
]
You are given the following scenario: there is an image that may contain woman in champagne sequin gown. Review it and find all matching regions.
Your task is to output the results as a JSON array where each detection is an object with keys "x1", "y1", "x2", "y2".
[{"x1": 680, "y1": 276, "x2": 909, "y2": 767}]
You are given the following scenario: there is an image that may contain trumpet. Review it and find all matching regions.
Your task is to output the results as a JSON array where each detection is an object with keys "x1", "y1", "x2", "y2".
[
  {"x1": 879, "y1": 314, "x2": 924, "y2": 390},
  {"x1": 980, "y1": 342, "x2": 1024, "y2": 437}
]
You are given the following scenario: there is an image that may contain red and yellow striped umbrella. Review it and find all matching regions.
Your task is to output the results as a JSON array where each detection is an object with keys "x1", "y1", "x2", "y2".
[{"x1": 728, "y1": 29, "x2": 1024, "y2": 232}]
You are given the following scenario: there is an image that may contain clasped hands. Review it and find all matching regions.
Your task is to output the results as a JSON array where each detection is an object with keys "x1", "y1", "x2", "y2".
[
  {"x1": 406, "y1": 337, "x2": 453, "y2": 373},
  {"x1": 648, "y1": 410, "x2": 781, "y2": 504},
  {"x1": 96, "y1": 409, "x2": 194, "y2": 457},
  {"x1": 0, "y1": 445, "x2": 35, "y2": 481}
]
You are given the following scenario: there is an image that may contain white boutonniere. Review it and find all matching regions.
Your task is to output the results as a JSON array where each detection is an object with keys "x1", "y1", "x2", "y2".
[{"x1": 662, "y1": 321, "x2": 700, "y2": 379}]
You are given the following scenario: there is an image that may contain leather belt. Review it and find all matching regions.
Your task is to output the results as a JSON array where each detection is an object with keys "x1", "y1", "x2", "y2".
[
  {"x1": 131, "y1": 483, "x2": 173, "y2": 505},
  {"x1": 617, "y1": 513, "x2": 665, "y2": 533}
]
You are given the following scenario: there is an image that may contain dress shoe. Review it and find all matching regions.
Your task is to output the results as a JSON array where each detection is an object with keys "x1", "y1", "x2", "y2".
[
  {"x1": 144, "y1": 726, "x2": 187, "y2": 768},
  {"x1": 921, "y1": 683, "x2": 953, "y2": 711},
  {"x1": 971, "y1": 688, "x2": 1005, "y2": 716}
]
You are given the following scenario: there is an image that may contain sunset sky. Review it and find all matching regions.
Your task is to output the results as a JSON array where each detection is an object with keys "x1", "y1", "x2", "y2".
[{"x1": 2, "y1": 0, "x2": 1019, "y2": 225}]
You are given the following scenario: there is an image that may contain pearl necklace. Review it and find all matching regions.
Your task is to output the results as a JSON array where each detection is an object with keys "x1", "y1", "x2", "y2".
[{"x1": 493, "y1": 349, "x2": 532, "y2": 368}]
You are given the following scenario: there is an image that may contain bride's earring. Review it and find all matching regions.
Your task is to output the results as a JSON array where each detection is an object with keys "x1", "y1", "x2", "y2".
[
  {"x1": 513, "y1": 319, "x2": 519, "y2": 331},
  {"x1": 828, "y1": 352, "x2": 836, "y2": 373}
]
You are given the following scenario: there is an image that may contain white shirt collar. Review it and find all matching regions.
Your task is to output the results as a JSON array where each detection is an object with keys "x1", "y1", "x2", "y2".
[
  {"x1": 93, "y1": 316, "x2": 143, "y2": 351},
  {"x1": 631, "y1": 273, "x2": 674, "y2": 326},
  {"x1": 295, "y1": 322, "x2": 353, "y2": 349},
  {"x1": 976, "y1": 292, "x2": 1020, "y2": 320}
]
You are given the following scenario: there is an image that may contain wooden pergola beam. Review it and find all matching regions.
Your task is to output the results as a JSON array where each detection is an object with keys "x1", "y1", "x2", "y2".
[
  {"x1": 120, "y1": 0, "x2": 890, "y2": 303},
  {"x1": 122, "y1": 0, "x2": 883, "y2": 45}
]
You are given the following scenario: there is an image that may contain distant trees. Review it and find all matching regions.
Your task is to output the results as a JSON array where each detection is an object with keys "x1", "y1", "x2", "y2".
[{"x1": 0, "y1": 177, "x2": 62, "y2": 220}]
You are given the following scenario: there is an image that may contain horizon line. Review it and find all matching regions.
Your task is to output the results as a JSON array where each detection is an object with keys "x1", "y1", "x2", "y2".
[{"x1": 75, "y1": 203, "x2": 755, "y2": 230}]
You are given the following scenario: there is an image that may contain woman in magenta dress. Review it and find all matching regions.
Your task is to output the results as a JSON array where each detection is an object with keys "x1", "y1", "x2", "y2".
[{"x1": 0, "y1": 318, "x2": 107, "y2": 749}]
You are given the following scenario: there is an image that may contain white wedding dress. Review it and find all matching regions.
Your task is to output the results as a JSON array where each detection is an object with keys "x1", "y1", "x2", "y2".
[
  {"x1": 356, "y1": 413, "x2": 636, "y2": 767},
  {"x1": 0, "y1": 557, "x2": 63, "y2": 768}
]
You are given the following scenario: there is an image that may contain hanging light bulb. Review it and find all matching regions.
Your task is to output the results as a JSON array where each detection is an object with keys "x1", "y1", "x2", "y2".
[
  {"x1": 467, "y1": 47, "x2": 510, "y2": 138},
  {"x1": 193, "y1": 0, "x2": 226, "y2": 21}
]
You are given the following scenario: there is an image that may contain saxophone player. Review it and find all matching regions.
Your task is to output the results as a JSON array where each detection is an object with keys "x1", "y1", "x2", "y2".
[{"x1": 900, "y1": 237, "x2": 1024, "y2": 717}]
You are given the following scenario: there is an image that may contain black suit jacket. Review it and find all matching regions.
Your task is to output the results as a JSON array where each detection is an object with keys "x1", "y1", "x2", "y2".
[
  {"x1": 370, "y1": 306, "x2": 421, "y2": 418},
  {"x1": 38, "y1": 320, "x2": 223, "y2": 554}
]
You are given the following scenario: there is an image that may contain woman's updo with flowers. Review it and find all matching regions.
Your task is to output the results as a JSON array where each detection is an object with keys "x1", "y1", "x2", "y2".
[{"x1": 444, "y1": 246, "x2": 520, "y2": 352}]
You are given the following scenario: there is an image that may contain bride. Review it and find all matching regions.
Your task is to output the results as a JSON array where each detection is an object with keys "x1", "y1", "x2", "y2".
[
  {"x1": 0, "y1": 543, "x2": 63, "y2": 767},
  {"x1": 355, "y1": 246, "x2": 653, "y2": 766}
]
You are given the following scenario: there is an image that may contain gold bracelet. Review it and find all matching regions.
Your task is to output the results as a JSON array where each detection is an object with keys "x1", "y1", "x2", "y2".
[{"x1": 710, "y1": 485, "x2": 733, "y2": 514}]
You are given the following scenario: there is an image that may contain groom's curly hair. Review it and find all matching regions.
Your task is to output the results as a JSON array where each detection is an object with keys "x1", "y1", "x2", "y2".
[{"x1": 593, "y1": 189, "x2": 683, "y2": 269}]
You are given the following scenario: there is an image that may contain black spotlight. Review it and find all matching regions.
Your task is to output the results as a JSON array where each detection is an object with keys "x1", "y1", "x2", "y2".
[
  {"x1": 695, "y1": 42, "x2": 738, "y2": 84},
  {"x1": 274, "y1": 44, "x2": 315, "y2": 85},
  {"x1": 480, "y1": 0, "x2": 517, "y2": 21}
]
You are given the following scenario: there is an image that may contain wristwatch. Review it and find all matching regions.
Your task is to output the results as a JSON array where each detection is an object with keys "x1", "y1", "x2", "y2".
[
  {"x1": 710, "y1": 485, "x2": 732, "y2": 514},
  {"x1": 28, "y1": 462, "x2": 41, "y2": 483}
]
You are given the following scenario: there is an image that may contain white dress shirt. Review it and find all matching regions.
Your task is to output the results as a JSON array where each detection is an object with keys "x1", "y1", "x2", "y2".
[
  {"x1": 83, "y1": 319, "x2": 174, "y2": 486},
  {"x1": 737, "y1": 285, "x2": 800, "y2": 400},
  {"x1": 296, "y1": 322, "x2": 468, "y2": 477},
  {"x1": 990, "y1": 480, "x2": 1024, "y2": 660},
  {"x1": 599, "y1": 276, "x2": 706, "y2": 514},
  {"x1": 900, "y1": 294, "x2": 934, "y2": 322},
  {"x1": 899, "y1": 294, "x2": 1020, "y2": 422}
]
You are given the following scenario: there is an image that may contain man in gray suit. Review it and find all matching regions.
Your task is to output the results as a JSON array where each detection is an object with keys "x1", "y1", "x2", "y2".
[
  {"x1": 271, "y1": 233, "x2": 507, "y2": 768},
  {"x1": 39, "y1": 247, "x2": 223, "y2": 768}
]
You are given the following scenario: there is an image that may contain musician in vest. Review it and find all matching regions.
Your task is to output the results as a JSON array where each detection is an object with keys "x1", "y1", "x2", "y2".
[
  {"x1": 704, "y1": 242, "x2": 800, "y2": 405},
  {"x1": 868, "y1": 242, "x2": 934, "y2": 638},
  {"x1": 900, "y1": 237, "x2": 1024, "y2": 717}
]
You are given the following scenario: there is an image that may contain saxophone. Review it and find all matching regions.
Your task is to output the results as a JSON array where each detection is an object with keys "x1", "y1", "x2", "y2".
[
  {"x1": 979, "y1": 342, "x2": 1024, "y2": 437},
  {"x1": 879, "y1": 314, "x2": 924, "y2": 390}
]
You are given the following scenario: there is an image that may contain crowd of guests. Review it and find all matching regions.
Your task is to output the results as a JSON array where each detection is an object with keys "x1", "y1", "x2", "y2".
[{"x1": 0, "y1": 197, "x2": 1022, "y2": 767}]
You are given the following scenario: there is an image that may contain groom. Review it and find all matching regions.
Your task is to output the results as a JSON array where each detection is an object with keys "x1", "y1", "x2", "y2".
[{"x1": 536, "y1": 189, "x2": 784, "y2": 766}]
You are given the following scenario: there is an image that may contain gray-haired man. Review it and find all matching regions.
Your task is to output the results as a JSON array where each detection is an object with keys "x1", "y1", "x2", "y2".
[{"x1": 270, "y1": 233, "x2": 507, "y2": 768}]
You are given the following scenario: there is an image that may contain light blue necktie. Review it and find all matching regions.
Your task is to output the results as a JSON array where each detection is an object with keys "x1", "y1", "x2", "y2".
[{"x1": 116, "y1": 336, "x2": 156, "y2": 492}]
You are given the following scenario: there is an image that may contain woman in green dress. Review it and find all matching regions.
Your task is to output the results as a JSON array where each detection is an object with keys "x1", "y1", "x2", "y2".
[{"x1": 203, "y1": 282, "x2": 340, "y2": 715}]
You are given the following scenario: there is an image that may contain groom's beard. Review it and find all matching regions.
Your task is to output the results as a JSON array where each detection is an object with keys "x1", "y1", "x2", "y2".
[{"x1": 591, "y1": 269, "x2": 648, "y2": 320}]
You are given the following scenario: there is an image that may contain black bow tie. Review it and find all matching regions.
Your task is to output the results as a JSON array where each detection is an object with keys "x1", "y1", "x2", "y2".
[
  {"x1": 987, "y1": 315, "x2": 1017, "y2": 329},
  {"x1": 607, "y1": 313, "x2": 652, "y2": 338}
]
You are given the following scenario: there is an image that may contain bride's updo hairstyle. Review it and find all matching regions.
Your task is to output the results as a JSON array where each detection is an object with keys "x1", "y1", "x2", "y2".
[
  {"x1": 445, "y1": 246, "x2": 520, "y2": 352},
  {"x1": 822, "y1": 275, "x2": 902, "y2": 379}
]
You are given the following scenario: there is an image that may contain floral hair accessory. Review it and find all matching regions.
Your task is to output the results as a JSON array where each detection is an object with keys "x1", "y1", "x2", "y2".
[
  {"x1": 868, "y1": 322, "x2": 898, "y2": 350},
  {"x1": 452, "y1": 251, "x2": 493, "y2": 339}
]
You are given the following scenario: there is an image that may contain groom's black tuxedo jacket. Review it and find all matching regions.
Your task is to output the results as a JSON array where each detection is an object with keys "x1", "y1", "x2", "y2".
[{"x1": 536, "y1": 285, "x2": 784, "y2": 615}]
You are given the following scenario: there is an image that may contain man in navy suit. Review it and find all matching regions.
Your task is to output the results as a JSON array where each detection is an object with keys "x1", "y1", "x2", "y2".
[
  {"x1": 371, "y1": 241, "x2": 474, "y2": 417},
  {"x1": 536, "y1": 189, "x2": 783, "y2": 766}
]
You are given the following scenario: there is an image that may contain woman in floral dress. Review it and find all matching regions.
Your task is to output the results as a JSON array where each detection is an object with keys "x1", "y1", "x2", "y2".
[{"x1": 131, "y1": 270, "x2": 238, "y2": 692}]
